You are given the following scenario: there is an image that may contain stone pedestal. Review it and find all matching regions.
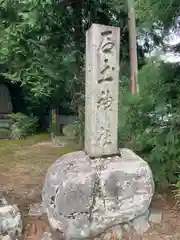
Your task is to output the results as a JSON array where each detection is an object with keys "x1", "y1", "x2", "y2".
[{"x1": 42, "y1": 149, "x2": 154, "y2": 239}]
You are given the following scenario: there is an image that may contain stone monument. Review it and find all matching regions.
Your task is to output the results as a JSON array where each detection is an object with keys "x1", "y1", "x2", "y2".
[
  {"x1": 0, "y1": 84, "x2": 13, "y2": 139},
  {"x1": 0, "y1": 84, "x2": 12, "y2": 114},
  {"x1": 85, "y1": 24, "x2": 119, "y2": 157},
  {"x1": 42, "y1": 24, "x2": 154, "y2": 239}
]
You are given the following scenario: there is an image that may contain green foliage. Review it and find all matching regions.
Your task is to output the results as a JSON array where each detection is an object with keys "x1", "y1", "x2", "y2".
[
  {"x1": 0, "y1": 0, "x2": 147, "y2": 98},
  {"x1": 173, "y1": 179, "x2": 180, "y2": 206},
  {"x1": 134, "y1": 0, "x2": 180, "y2": 27},
  {"x1": 0, "y1": 0, "x2": 78, "y2": 122},
  {"x1": 9, "y1": 113, "x2": 38, "y2": 139},
  {"x1": 134, "y1": 0, "x2": 180, "y2": 59},
  {"x1": 0, "y1": 0, "x2": 152, "y2": 146},
  {"x1": 119, "y1": 60, "x2": 180, "y2": 189}
]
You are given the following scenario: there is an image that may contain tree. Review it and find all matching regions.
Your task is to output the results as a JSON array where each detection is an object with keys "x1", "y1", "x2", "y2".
[
  {"x1": 0, "y1": 0, "x2": 148, "y2": 94},
  {"x1": 128, "y1": 0, "x2": 139, "y2": 94},
  {"x1": 0, "y1": 0, "x2": 150, "y2": 137}
]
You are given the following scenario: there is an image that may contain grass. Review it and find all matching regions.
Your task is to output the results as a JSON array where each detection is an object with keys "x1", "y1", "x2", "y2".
[{"x1": 0, "y1": 133, "x2": 80, "y2": 202}]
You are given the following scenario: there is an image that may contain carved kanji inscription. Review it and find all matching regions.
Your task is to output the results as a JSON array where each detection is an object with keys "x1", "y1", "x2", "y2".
[
  {"x1": 100, "y1": 30, "x2": 114, "y2": 53},
  {"x1": 98, "y1": 61, "x2": 115, "y2": 84},
  {"x1": 97, "y1": 89, "x2": 113, "y2": 110},
  {"x1": 96, "y1": 123, "x2": 112, "y2": 147},
  {"x1": 98, "y1": 30, "x2": 116, "y2": 84},
  {"x1": 85, "y1": 24, "x2": 120, "y2": 157}
]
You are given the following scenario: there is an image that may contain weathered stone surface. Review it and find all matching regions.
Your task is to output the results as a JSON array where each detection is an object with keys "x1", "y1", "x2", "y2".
[
  {"x1": 42, "y1": 148, "x2": 154, "y2": 239},
  {"x1": 1, "y1": 235, "x2": 12, "y2": 240},
  {"x1": 0, "y1": 196, "x2": 8, "y2": 207},
  {"x1": 0, "y1": 202, "x2": 22, "y2": 239},
  {"x1": 85, "y1": 24, "x2": 120, "y2": 158},
  {"x1": 0, "y1": 128, "x2": 11, "y2": 139},
  {"x1": 132, "y1": 211, "x2": 150, "y2": 235},
  {"x1": 0, "y1": 84, "x2": 12, "y2": 114},
  {"x1": 0, "y1": 119, "x2": 13, "y2": 129},
  {"x1": 42, "y1": 151, "x2": 97, "y2": 236},
  {"x1": 62, "y1": 124, "x2": 78, "y2": 138}
]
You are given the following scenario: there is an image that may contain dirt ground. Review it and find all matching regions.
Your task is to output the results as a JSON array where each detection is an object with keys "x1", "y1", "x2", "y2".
[{"x1": 0, "y1": 135, "x2": 180, "y2": 240}]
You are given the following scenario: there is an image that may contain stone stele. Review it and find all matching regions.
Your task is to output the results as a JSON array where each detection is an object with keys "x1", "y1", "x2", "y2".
[
  {"x1": 0, "y1": 84, "x2": 12, "y2": 114},
  {"x1": 85, "y1": 24, "x2": 120, "y2": 158},
  {"x1": 42, "y1": 148, "x2": 154, "y2": 239}
]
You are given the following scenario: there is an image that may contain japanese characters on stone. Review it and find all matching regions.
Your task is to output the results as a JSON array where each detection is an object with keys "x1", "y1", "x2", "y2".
[
  {"x1": 96, "y1": 30, "x2": 115, "y2": 148},
  {"x1": 85, "y1": 24, "x2": 120, "y2": 157}
]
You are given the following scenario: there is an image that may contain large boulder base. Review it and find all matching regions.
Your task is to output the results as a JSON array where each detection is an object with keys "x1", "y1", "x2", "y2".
[{"x1": 42, "y1": 149, "x2": 154, "y2": 239}]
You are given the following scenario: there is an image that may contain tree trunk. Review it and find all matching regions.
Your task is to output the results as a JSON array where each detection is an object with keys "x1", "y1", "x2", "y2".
[
  {"x1": 72, "y1": 0, "x2": 84, "y2": 147},
  {"x1": 128, "y1": 0, "x2": 139, "y2": 149},
  {"x1": 128, "y1": 0, "x2": 139, "y2": 94}
]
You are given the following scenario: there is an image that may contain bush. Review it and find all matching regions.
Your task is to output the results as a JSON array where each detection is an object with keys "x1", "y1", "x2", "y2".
[
  {"x1": 119, "y1": 60, "x2": 180, "y2": 189},
  {"x1": 9, "y1": 113, "x2": 38, "y2": 139},
  {"x1": 173, "y1": 178, "x2": 180, "y2": 206}
]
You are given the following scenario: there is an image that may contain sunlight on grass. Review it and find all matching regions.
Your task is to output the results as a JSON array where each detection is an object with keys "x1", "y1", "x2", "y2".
[
  {"x1": 0, "y1": 133, "x2": 50, "y2": 161},
  {"x1": 0, "y1": 133, "x2": 80, "y2": 170},
  {"x1": 0, "y1": 133, "x2": 50, "y2": 147}
]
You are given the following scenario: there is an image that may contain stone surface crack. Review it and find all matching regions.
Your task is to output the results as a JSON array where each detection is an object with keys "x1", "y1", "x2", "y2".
[{"x1": 88, "y1": 176, "x2": 100, "y2": 223}]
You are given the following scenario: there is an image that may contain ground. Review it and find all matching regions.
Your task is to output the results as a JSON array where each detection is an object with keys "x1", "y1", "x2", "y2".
[
  {"x1": 142, "y1": 193, "x2": 180, "y2": 240},
  {"x1": 0, "y1": 134, "x2": 80, "y2": 239},
  {"x1": 0, "y1": 135, "x2": 180, "y2": 239}
]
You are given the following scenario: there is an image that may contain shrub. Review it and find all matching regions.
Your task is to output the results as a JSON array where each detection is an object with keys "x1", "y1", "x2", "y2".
[
  {"x1": 9, "y1": 113, "x2": 38, "y2": 139},
  {"x1": 173, "y1": 179, "x2": 180, "y2": 206},
  {"x1": 119, "y1": 60, "x2": 180, "y2": 189}
]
